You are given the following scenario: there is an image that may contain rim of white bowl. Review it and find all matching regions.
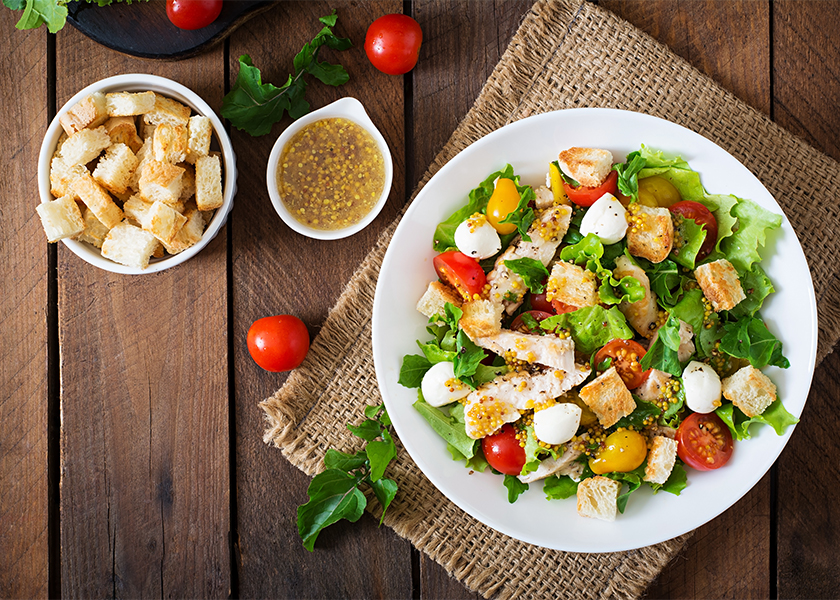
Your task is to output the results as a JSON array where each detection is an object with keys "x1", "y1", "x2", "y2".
[
  {"x1": 265, "y1": 97, "x2": 393, "y2": 241},
  {"x1": 38, "y1": 73, "x2": 237, "y2": 275}
]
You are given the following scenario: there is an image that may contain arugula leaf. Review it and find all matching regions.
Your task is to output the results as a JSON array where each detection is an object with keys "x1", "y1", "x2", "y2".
[
  {"x1": 614, "y1": 400, "x2": 662, "y2": 429},
  {"x1": 661, "y1": 378, "x2": 686, "y2": 426},
  {"x1": 12, "y1": 0, "x2": 67, "y2": 32},
  {"x1": 370, "y1": 478, "x2": 398, "y2": 525},
  {"x1": 366, "y1": 434, "x2": 397, "y2": 481},
  {"x1": 520, "y1": 425, "x2": 542, "y2": 476},
  {"x1": 347, "y1": 418, "x2": 384, "y2": 441},
  {"x1": 418, "y1": 339, "x2": 457, "y2": 364},
  {"x1": 650, "y1": 461, "x2": 688, "y2": 495},
  {"x1": 221, "y1": 13, "x2": 352, "y2": 136},
  {"x1": 543, "y1": 475, "x2": 579, "y2": 500},
  {"x1": 503, "y1": 475, "x2": 529, "y2": 503},
  {"x1": 323, "y1": 448, "x2": 367, "y2": 472},
  {"x1": 716, "y1": 400, "x2": 799, "y2": 441},
  {"x1": 298, "y1": 470, "x2": 367, "y2": 551},
  {"x1": 499, "y1": 184, "x2": 537, "y2": 241},
  {"x1": 541, "y1": 306, "x2": 634, "y2": 355},
  {"x1": 413, "y1": 397, "x2": 476, "y2": 459},
  {"x1": 637, "y1": 257, "x2": 685, "y2": 308},
  {"x1": 504, "y1": 257, "x2": 549, "y2": 293},
  {"x1": 640, "y1": 314, "x2": 682, "y2": 376},
  {"x1": 605, "y1": 464, "x2": 647, "y2": 513},
  {"x1": 3, "y1": 0, "x2": 27, "y2": 10},
  {"x1": 612, "y1": 151, "x2": 647, "y2": 202},
  {"x1": 729, "y1": 264, "x2": 775, "y2": 318},
  {"x1": 553, "y1": 160, "x2": 580, "y2": 187},
  {"x1": 719, "y1": 316, "x2": 789, "y2": 369},
  {"x1": 454, "y1": 330, "x2": 486, "y2": 384},
  {"x1": 398, "y1": 354, "x2": 432, "y2": 388},
  {"x1": 669, "y1": 288, "x2": 706, "y2": 334}
]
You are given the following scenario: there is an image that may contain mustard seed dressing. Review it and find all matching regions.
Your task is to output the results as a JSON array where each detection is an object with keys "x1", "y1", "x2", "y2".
[{"x1": 277, "y1": 117, "x2": 385, "y2": 231}]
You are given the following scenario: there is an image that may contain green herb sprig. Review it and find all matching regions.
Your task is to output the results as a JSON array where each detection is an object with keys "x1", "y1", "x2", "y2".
[
  {"x1": 222, "y1": 11, "x2": 352, "y2": 137},
  {"x1": 297, "y1": 403, "x2": 398, "y2": 551},
  {"x1": 3, "y1": 0, "x2": 145, "y2": 34}
]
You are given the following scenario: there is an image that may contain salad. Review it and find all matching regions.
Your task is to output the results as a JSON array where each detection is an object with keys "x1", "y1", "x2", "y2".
[{"x1": 398, "y1": 145, "x2": 799, "y2": 522}]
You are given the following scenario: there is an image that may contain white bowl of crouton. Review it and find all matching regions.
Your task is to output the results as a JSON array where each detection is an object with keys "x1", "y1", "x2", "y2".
[{"x1": 37, "y1": 74, "x2": 236, "y2": 274}]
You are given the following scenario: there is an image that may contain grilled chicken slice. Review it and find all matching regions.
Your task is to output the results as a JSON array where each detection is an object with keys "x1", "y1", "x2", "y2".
[
  {"x1": 518, "y1": 439, "x2": 585, "y2": 483},
  {"x1": 475, "y1": 330, "x2": 575, "y2": 373},
  {"x1": 614, "y1": 255, "x2": 660, "y2": 338}
]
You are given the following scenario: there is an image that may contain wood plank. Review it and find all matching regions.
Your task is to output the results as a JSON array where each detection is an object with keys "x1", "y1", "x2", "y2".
[
  {"x1": 55, "y1": 30, "x2": 230, "y2": 598},
  {"x1": 228, "y1": 2, "x2": 412, "y2": 597},
  {"x1": 772, "y1": 2, "x2": 840, "y2": 597},
  {"x1": 598, "y1": 2, "x2": 772, "y2": 598},
  {"x1": 0, "y1": 13, "x2": 50, "y2": 600},
  {"x1": 410, "y1": 1, "x2": 531, "y2": 597}
]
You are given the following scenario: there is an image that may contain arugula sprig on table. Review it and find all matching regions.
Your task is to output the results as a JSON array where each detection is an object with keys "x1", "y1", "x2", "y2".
[
  {"x1": 3, "y1": 0, "x2": 145, "y2": 33},
  {"x1": 221, "y1": 11, "x2": 352, "y2": 136},
  {"x1": 297, "y1": 403, "x2": 398, "y2": 551}
]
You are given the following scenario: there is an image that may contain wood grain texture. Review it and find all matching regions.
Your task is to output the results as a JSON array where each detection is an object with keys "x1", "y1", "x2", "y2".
[
  {"x1": 55, "y1": 32, "x2": 230, "y2": 598},
  {"x1": 773, "y1": 3, "x2": 840, "y2": 598},
  {"x1": 229, "y1": 2, "x2": 412, "y2": 597},
  {"x1": 0, "y1": 12, "x2": 49, "y2": 600}
]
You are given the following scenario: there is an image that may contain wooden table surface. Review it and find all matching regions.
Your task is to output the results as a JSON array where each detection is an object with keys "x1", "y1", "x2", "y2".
[{"x1": 2, "y1": 1, "x2": 838, "y2": 598}]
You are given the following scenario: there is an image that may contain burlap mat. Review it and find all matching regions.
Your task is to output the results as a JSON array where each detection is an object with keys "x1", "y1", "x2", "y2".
[{"x1": 260, "y1": 1, "x2": 840, "y2": 598}]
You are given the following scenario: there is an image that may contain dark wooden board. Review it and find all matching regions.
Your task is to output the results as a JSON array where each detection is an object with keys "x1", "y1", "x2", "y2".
[
  {"x1": 0, "y1": 9, "x2": 50, "y2": 600},
  {"x1": 66, "y1": 0, "x2": 273, "y2": 60}
]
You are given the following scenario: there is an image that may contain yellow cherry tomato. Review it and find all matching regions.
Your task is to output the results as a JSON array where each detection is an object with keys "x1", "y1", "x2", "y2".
[
  {"x1": 548, "y1": 162, "x2": 570, "y2": 205},
  {"x1": 637, "y1": 176, "x2": 682, "y2": 207},
  {"x1": 589, "y1": 430, "x2": 648, "y2": 474},
  {"x1": 486, "y1": 178, "x2": 520, "y2": 234}
]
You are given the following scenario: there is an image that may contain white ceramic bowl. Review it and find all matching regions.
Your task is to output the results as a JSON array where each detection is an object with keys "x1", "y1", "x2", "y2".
[
  {"x1": 265, "y1": 97, "x2": 393, "y2": 240},
  {"x1": 38, "y1": 74, "x2": 237, "y2": 274}
]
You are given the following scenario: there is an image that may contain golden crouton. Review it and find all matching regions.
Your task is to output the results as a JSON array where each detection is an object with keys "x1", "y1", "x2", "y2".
[
  {"x1": 104, "y1": 116, "x2": 143, "y2": 153},
  {"x1": 59, "y1": 126, "x2": 111, "y2": 166},
  {"x1": 123, "y1": 194, "x2": 153, "y2": 228},
  {"x1": 152, "y1": 123, "x2": 188, "y2": 164},
  {"x1": 101, "y1": 222, "x2": 159, "y2": 269},
  {"x1": 36, "y1": 195, "x2": 85, "y2": 242},
  {"x1": 178, "y1": 163, "x2": 196, "y2": 200},
  {"x1": 459, "y1": 299, "x2": 503, "y2": 340},
  {"x1": 576, "y1": 476, "x2": 620, "y2": 522},
  {"x1": 76, "y1": 206, "x2": 110, "y2": 249},
  {"x1": 185, "y1": 115, "x2": 212, "y2": 164},
  {"x1": 49, "y1": 155, "x2": 88, "y2": 198},
  {"x1": 145, "y1": 201, "x2": 187, "y2": 244},
  {"x1": 92, "y1": 143, "x2": 138, "y2": 195},
  {"x1": 194, "y1": 154, "x2": 223, "y2": 211},
  {"x1": 694, "y1": 259, "x2": 746, "y2": 311},
  {"x1": 162, "y1": 204, "x2": 206, "y2": 254},
  {"x1": 416, "y1": 280, "x2": 463, "y2": 319},
  {"x1": 59, "y1": 92, "x2": 108, "y2": 135},
  {"x1": 579, "y1": 367, "x2": 636, "y2": 428},
  {"x1": 722, "y1": 365, "x2": 778, "y2": 417},
  {"x1": 143, "y1": 93, "x2": 191, "y2": 127},
  {"x1": 546, "y1": 260, "x2": 599, "y2": 309},
  {"x1": 644, "y1": 436, "x2": 678, "y2": 484},
  {"x1": 139, "y1": 160, "x2": 185, "y2": 206},
  {"x1": 105, "y1": 91, "x2": 156, "y2": 117},
  {"x1": 626, "y1": 203, "x2": 674, "y2": 263},
  {"x1": 556, "y1": 147, "x2": 613, "y2": 188},
  {"x1": 72, "y1": 173, "x2": 124, "y2": 229}
]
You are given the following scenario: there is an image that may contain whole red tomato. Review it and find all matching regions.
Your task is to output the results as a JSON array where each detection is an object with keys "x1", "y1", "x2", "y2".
[
  {"x1": 247, "y1": 315, "x2": 310, "y2": 372},
  {"x1": 365, "y1": 14, "x2": 423, "y2": 75},
  {"x1": 166, "y1": 0, "x2": 223, "y2": 30}
]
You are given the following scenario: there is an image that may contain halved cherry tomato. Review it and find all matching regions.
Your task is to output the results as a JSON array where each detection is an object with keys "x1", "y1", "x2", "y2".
[
  {"x1": 433, "y1": 250, "x2": 486, "y2": 300},
  {"x1": 481, "y1": 424, "x2": 526, "y2": 476},
  {"x1": 550, "y1": 299, "x2": 578, "y2": 314},
  {"x1": 166, "y1": 0, "x2": 222, "y2": 30},
  {"x1": 589, "y1": 430, "x2": 648, "y2": 474},
  {"x1": 669, "y1": 200, "x2": 718, "y2": 261},
  {"x1": 676, "y1": 412, "x2": 733, "y2": 471},
  {"x1": 486, "y1": 178, "x2": 521, "y2": 235},
  {"x1": 593, "y1": 339, "x2": 651, "y2": 389},
  {"x1": 510, "y1": 310, "x2": 553, "y2": 334},
  {"x1": 528, "y1": 291, "x2": 556, "y2": 314},
  {"x1": 562, "y1": 169, "x2": 619, "y2": 207},
  {"x1": 637, "y1": 176, "x2": 682, "y2": 207}
]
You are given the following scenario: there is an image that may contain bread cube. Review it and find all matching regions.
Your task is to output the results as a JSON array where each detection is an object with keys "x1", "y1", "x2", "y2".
[
  {"x1": 162, "y1": 204, "x2": 206, "y2": 254},
  {"x1": 178, "y1": 162, "x2": 196, "y2": 200},
  {"x1": 139, "y1": 160, "x2": 185, "y2": 205},
  {"x1": 49, "y1": 155, "x2": 88, "y2": 198},
  {"x1": 722, "y1": 365, "x2": 777, "y2": 417},
  {"x1": 153, "y1": 123, "x2": 188, "y2": 164},
  {"x1": 194, "y1": 154, "x2": 223, "y2": 211},
  {"x1": 143, "y1": 93, "x2": 191, "y2": 127},
  {"x1": 579, "y1": 367, "x2": 636, "y2": 428},
  {"x1": 105, "y1": 91, "x2": 156, "y2": 117},
  {"x1": 576, "y1": 476, "x2": 620, "y2": 522},
  {"x1": 145, "y1": 200, "x2": 187, "y2": 244},
  {"x1": 185, "y1": 116, "x2": 212, "y2": 164},
  {"x1": 459, "y1": 299, "x2": 503, "y2": 339},
  {"x1": 101, "y1": 222, "x2": 159, "y2": 269},
  {"x1": 416, "y1": 280, "x2": 463, "y2": 319},
  {"x1": 626, "y1": 203, "x2": 674, "y2": 263},
  {"x1": 546, "y1": 261, "x2": 599, "y2": 309},
  {"x1": 59, "y1": 126, "x2": 111, "y2": 166},
  {"x1": 104, "y1": 116, "x2": 143, "y2": 153},
  {"x1": 36, "y1": 195, "x2": 85, "y2": 242},
  {"x1": 72, "y1": 173, "x2": 124, "y2": 229},
  {"x1": 694, "y1": 258, "x2": 746, "y2": 311},
  {"x1": 556, "y1": 147, "x2": 613, "y2": 188},
  {"x1": 644, "y1": 436, "x2": 678, "y2": 484},
  {"x1": 129, "y1": 137, "x2": 153, "y2": 192},
  {"x1": 123, "y1": 194, "x2": 153, "y2": 228},
  {"x1": 59, "y1": 92, "x2": 108, "y2": 135},
  {"x1": 92, "y1": 143, "x2": 138, "y2": 195},
  {"x1": 76, "y1": 206, "x2": 110, "y2": 249}
]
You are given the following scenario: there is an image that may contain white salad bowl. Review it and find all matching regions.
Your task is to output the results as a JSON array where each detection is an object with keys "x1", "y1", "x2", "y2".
[
  {"x1": 371, "y1": 108, "x2": 818, "y2": 552},
  {"x1": 265, "y1": 97, "x2": 394, "y2": 241},
  {"x1": 38, "y1": 73, "x2": 237, "y2": 275}
]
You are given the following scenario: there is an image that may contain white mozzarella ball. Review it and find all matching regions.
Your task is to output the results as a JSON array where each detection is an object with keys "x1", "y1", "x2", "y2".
[
  {"x1": 579, "y1": 193, "x2": 628, "y2": 245},
  {"x1": 421, "y1": 361, "x2": 472, "y2": 408},
  {"x1": 683, "y1": 361, "x2": 722, "y2": 414},
  {"x1": 454, "y1": 216, "x2": 501, "y2": 260},
  {"x1": 533, "y1": 403, "x2": 582, "y2": 445}
]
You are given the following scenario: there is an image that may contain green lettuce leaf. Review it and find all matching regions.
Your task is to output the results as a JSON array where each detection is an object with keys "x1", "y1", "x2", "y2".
[
  {"x1": 541, "y1": 306, "x2": 634, "y2": 355},
  {"x1": 560, "y1": 234, "x2": 644, "y2": 305},
  {"x1": 543, "y1": 475, "x2": 579, "y2": 500},
  {"x1": 716, "y1": 400, "x2": 799, "y2": 441},
  {"x1": 670, "y1": 288, "x2": 706, "y2": 334},
  {"x1": 504, "y1": 257, "x2": 549, "y2": 293},
  {"x1": 413, "y1": 397, "x2": 476, "y2": 459},
  {"x1": 718, "y1": 199, "x2": 782, "y2": 273},
  {"x1": 520, "y1": 425, "x2": 542, "y2": 476},
  {"x1": 503, "y1": 475, "x2": 529, "y2": 503},
  {"x1": 729, "y1": 264, "x2": 775, "y2": 318},
  {"x1": 719, "y1": 315, "x2": 790, "y2": 369},
  {"x1": 13, "y1": 0, "x2": 67, "y2": 33},
  {"x1": 640, "y1": 314, "x2": 682, "y2": 376}
]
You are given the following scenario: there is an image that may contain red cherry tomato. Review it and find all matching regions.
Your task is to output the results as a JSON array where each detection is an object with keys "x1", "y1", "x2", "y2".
[
  {"x1": 481, "y1": 424, "x2": 526, "y2": 476},
  {"x1": 364, "y1": 14, "x2": 423, "y2": 75},
  {"x1": 166, "y1": 0, "x2": 222, "y2": 30},
  {"x1": 247, "y1": 315, "x2": 310, "y2": 372},
  {"x1": 676, "y1": 412, "x2": 734, "y2": 471},
  {"x1": 528, "y1": 291, "x2": 555, "y2": 314},
  {"x1": 550, "y1": 299, "x2": 578, "y2": 314},
  {"x1": 433, "y1": 251, "x2": 486, "y2": 300},
  {"x1": 510, "y1": 310, "x2": 554, "y2": 334},
  {"x1": 669, "y1": 200, "x2": 719, "y2": 261},
  {"x1": 562, "y1": 170, "x2": 619, "y2": 207},
  {"x1": 592, "y1": 339, "x2": 651, "y2": 389}
]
